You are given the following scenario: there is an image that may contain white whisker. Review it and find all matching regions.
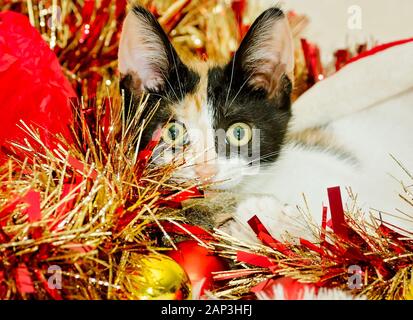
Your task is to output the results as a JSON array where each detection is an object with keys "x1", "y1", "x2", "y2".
[
  {"x1": 225, "y1": 53, "x2": 236, "y2": 108},
  {"x1": 227, "y1": 73, "x2": 253, "y2": 111},
  {"x1": 160, "y1": 70, "x2": 180, "y2": 101},
  {"x1": 169, "y1": 43, "x2": 184, "y2": 100}
]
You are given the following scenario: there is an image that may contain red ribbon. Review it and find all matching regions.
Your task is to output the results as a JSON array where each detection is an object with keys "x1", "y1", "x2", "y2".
[
  {"x1": 156, "y1": 221, "x2": 214, "y2": 241},
  {"x1": 231, "y1": 0, "x2": 249, "y2": 40},
  {"x1": 301, "y1": 39, "x2": 324, "y2": 86},
  {"x1": 327, "y1": 187, "x2": 349, "y2": 241},
  {"x1": 15, "y1": 264, "x2": 34, "y2": 294},
  {"x1": 23, "y1": 190, "x2": 41, "y2": 223},
  {"x1": 347, "y1": 37, "x2": 413, "y2": 66},
  {"x1": 68, "y1": 155, "x2": 98, "y2": 180},
  {"x1": 237, "y1": 251, "x2": 276, "y2": 269},
  {"x1": 248, "y1": 215, "x2": 295, "y2": 256},
  {"x1": 159, "y1": 186, "x2": 204, "y2": 209},
  {"x1": 34, "y1": 269, "x2": 63, "y2": 300},
  {"x1": 321, "y1": 205, "x2": 328, "y2": 243}
]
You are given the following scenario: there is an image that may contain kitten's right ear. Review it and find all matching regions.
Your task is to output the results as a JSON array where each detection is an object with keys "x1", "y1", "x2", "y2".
[
  {"x1": 230, "y1": 7, "x2": 294, "y2": 99},
  {"x1": 118, "y1": 6, "x2": 181, "y2": 93}
]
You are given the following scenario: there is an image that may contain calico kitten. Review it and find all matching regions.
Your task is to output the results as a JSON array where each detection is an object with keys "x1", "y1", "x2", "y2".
[
  {"x1": 119, "y1": 6, "x2": 413, "y2": 240},
  {"x1": 119, "y1": 6, "x2": 294, "y2": 186}
]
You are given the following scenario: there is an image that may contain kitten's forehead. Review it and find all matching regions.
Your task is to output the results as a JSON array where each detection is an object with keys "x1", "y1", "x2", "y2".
[
  {"x1": 173, "y1": 60, "x2": 215, "y2": 120},
  {"x1": 184, "y1": 61, "x2": 210, "y2": 108}
]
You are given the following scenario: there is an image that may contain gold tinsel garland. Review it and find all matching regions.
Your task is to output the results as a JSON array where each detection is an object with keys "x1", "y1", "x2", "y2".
[
  {"x1": 1, "y1": 0, "x2": 242, "y2": 99},
  {"x1": 0, "y1": 90, "x2": 202, "y2": 299},
  {"x1": 211, "y1": 200, "x2": 413, "y2": 300},
  {"x1": 1, "y1": 0, "x2": 317, "y2": 100},
  {"x1": 0, "y1": 0, "x2": 245, "y2": 300}
]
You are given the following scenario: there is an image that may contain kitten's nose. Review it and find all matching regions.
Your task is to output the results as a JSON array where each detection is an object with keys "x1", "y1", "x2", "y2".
[{"x1": 195, "y1": 164, "x2": 218, "y2": 183}]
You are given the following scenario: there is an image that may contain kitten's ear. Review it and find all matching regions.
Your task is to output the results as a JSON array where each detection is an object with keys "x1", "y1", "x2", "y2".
[
  {"x1": 118, "y1": 6, "x2": 181, "y2": 93},
  {"x1": 232, "y1": 8, "x2": 294, "y2": 97}
]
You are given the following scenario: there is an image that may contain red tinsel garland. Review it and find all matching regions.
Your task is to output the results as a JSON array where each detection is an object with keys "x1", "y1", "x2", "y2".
[{"x1": 214, "y1": 186, "x2": 413, "y2": 299}]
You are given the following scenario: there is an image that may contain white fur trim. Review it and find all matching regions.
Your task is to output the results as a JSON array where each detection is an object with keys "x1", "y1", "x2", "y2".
[
  {"x1": 290, "y1": 41, "x2": 413, "y2": 132},
  {"x1": 257, "y1": 285, "x2": 366, "y2": 300}
]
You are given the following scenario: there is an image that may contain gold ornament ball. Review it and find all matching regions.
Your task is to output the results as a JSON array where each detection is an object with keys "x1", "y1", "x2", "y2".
[{"x1": 121, "y1": 253, "x2": 192, "y2": 300}]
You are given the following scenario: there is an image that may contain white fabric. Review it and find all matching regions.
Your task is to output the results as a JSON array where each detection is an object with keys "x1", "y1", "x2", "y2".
[{"x1": 290, "y1": 41, "x2": 413, "y2": 132}]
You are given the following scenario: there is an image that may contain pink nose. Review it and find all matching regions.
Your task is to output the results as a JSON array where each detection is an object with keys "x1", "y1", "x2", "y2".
[{"x1": 195, "y1": 164, "x2": 218, "y2": 182}]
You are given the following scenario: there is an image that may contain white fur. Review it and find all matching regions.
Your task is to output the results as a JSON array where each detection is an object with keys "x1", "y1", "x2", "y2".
[
  {"x1": 227, "y1": 42, "x2": 413, "y2": 239},
  {"x1": 257, "y1": 285, "x2": 366, "y2": 300},
  {"x1": 290, "y1": 41, "x2": 413, "y2": 132},
  {"x1": 172, "y1": 100, "x2": 250, "y2": 188},
  {"x1": 236, "y1": 92, "x2": 413, "y2": 238}
]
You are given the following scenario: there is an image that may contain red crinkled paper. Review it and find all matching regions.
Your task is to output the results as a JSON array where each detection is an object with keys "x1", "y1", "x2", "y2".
[{"x1": 0, "y1": 11, "x2": 75, "y2": 163}]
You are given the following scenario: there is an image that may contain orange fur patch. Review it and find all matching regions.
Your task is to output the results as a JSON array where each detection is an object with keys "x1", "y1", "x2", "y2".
[
  {"x1": 170, "y1": 61, "x2": 220, "y2": 165},
  {"x1": 172, "y1": 60, "x2": 211, "y2": 118}
]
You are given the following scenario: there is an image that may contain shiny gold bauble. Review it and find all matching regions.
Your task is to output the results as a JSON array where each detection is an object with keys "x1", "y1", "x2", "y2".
[{"x1": 121, "y1": 253, "x2": 192, "y2": 300}]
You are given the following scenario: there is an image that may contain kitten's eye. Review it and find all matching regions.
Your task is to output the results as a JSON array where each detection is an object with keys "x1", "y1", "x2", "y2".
[
  {"x1": 162, "y1": 122, "x2": 188, "y2": 147},
  {"x1": 226, "y1": 122, "x2": 252, "y2": 147}
]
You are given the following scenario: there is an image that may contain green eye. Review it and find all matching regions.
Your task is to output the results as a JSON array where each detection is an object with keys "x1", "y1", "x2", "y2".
[
  {"x1": 226, "y1": 122, "x2": 252, "y2": 147},
  {"x1": 162, "y1": 122, "x2": 188, "y2": 147}
]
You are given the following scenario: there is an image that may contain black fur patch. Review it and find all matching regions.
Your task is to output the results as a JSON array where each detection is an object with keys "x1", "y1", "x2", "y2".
[
  {"x1": 120, "y1": 69, "x2": 200, "y2": 148},
  {"x1": 207, "y1": 7, "x2": 292, "y2": 164},
  {"x1": 120, "y1": 6, "x2": 200, "y2": 148},
  {"x1": 120, "y1": 5, "x2": 292, "y2": 162},
  {"x1": 207, "y1": 66, "x2": 292, "y2": 164}
]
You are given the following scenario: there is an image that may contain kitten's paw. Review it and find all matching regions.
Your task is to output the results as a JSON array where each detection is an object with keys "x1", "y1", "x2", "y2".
[
  {"x1": 221, "y1": 196, "x2": 313, "y2": 242},
  {"x1": 235, "y1": 196, "x2": 285, "y2": 225}
]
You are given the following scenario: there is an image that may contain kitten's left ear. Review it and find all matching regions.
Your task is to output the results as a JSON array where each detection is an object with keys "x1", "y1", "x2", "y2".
[{"x1": 231, "y1": 7, "x2": 294, "y2": 98}]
